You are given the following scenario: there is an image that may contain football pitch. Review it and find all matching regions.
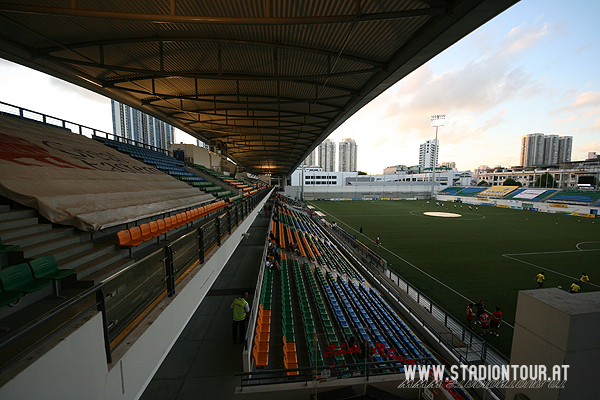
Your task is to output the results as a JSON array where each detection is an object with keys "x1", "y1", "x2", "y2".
[{"x1": 308, "y1": 200, "x2": 600, "y2": 358}]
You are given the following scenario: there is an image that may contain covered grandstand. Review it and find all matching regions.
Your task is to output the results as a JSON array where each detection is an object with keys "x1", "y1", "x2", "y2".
[{"x1": 12, "y1": 1, "x2": 597, "y2": 400}]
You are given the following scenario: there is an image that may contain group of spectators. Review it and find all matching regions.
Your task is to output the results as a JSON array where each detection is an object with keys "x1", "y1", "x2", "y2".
[{"x1": 466, "y1": 300, "x2": 502, "y2": 337}]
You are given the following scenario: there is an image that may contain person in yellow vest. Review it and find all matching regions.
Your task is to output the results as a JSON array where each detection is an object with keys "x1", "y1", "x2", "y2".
[
  {"x1": 569, "y1": 282, "x2": 581, "y2": 293},
  {"x1": 578, "y1": 273, "x2": 589, "y2": 289},
  {"x1": 231, "y1": 292, "x2": 250, "y2": 344},
  {"x1": 534, "y1": 272, "x2": 545, "y2": 289}
]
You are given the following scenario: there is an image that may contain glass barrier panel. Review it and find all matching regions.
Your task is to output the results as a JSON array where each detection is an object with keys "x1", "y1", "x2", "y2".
[
  {"x1": 218, "y1": 214, "x2": 228, "y2": 238},
  {"x1": 171, "y1": 231, "x2": 200, "y2": 281},
  {"x1": 230, "y1": 207, "x2": 238, "y2": 227},
  {"x1": 103, "y1": 249, "x2": 166, "y2": 342},
  {"x1": 202, "y1": 219, "x2": 217, "y2": 254}
]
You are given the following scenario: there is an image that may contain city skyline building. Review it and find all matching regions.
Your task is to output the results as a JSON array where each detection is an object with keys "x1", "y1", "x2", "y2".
[
  {"x1": 558, "y1": 136, "x2": 573, "y2": 164},
  {"x1": 338, "y1": 138, "x2": 357, "y2": 172},
  {"x1": 419, "y1": 139, "x2": 439, "y2": 170},
  {"x1": 302, "y1": 148, "x2": 318, "y2": 166},
  {"x1": 111, "y1": 100, "x2": 174, "y2": 151},
  {"x1": 319, "y1": 139, "x2": 336, "y2": 172},
  {"x1": 521, "y1": 133, "x2": 572, "y2": 167}
]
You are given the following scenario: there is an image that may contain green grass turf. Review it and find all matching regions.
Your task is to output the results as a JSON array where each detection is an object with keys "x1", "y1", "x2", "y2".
[{"x1": 308, "y1": 200, "x2": 600, "y2": 358}]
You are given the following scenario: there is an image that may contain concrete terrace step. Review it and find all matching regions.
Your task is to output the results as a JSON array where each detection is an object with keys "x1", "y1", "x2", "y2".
[
  {"x1": 34, "y1": 241, "x2": 95, "y2": 262},
  {"x1": 0, "y1": 217, "x2": 39, "y2": 231},
  {"x1": 0, "y1": 205, "x2": 9, "y2": 213},
  {"x1": 79, "y1": 258, "x2": 136, "y2": 286},
  {"x1": 16, "y1": 235, "x2": 84, "y2": 259},
  {"x1": 0, "y1": 209, "x2": 37, "y2": 221},
  {"x1": 73, "y1": 251, "x2": 128, "y2": 279},
  {"x1": 0, "y1": 223, "x2": 53, "y2": 241},
  {"x1": 58, "y1": 241, "x2": 120, "y2": 271},
  {"x1": 3, "y1": 226, "x2": 76, "y2": 247}
]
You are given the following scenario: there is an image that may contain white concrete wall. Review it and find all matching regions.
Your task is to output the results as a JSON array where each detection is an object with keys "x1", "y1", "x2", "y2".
[
  {"x1": 0, "y1": 193, "x2": 271, "y2": 400},
  {"x1": 285, "y1": 183, "x2": 434, "y2": 200}
]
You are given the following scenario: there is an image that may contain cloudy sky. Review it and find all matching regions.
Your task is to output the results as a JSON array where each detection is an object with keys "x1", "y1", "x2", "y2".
[{"x1": 1, "y1": 0, "x2": 599, "y2": 174}]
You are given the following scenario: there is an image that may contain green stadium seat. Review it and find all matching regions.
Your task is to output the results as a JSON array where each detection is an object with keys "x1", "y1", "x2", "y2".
[
  {"x1": 0, "y1": 263, "x2": 52, "y2": 294},
  {"x1": 0, "y1": 236, "x2": 20, "y2": 253},
  {"x1": 28, "y1": 255, "x2": 75, "y2": 281},
  {"x1": 0, "y1": 286, "x2": 24, "y2": 307},
  {"x1": 28, "y1": 255, "x2": 76, "y2": 297}
]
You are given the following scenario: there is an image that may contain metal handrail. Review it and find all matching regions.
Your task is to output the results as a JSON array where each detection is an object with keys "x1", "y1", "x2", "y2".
[
  {"x1": 0, "y1": 284, "x2": 111, "y2": 373},
  {"x1": 0, "y1": 100, "x2": 169, "y2": 155}
]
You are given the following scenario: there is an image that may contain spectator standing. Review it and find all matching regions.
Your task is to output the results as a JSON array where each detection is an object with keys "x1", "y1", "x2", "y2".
[
  {"x1": 479, "y1": 313, "x2": 490, "y2": 336},
  {"x1": 231, "y1": 292, "x2": 250, "y2": 344},
  {"x1": 475, "y1": 300, "x2": 486, "y2": 324},
  {"x1": 491, "y1": 307, "x2": 503, "y2": 336},
  {"x1": 375, "y1": 236, "x2": 380, "y2": 246},
  {"x1": 466, "y1": 304, "x2": 475, "y2": 330}
]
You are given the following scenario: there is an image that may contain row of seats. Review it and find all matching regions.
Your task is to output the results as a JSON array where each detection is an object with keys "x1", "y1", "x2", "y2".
[
  {"x1": 0, "y1": 255, "x2": 74, "y2": 307},
  {"x1": 301, "y1": 263, "x2": 326, "y2": 367},
  {"x1": 253, "y1": 266, "x2": 274, "y2": 367},
  {"x1": 117, "y1": 200, "x2": 227, "y2": 247}
]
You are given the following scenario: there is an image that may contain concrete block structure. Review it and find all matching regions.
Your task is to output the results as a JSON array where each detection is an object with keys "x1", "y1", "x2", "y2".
[{"x1": 508, "y1": 288, "x2": 600, "y2": 400}]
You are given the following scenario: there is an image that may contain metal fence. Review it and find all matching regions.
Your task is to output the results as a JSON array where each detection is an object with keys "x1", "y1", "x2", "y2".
[{"x1": 0, "y1": 100, "x2": 169, "y2": 155}]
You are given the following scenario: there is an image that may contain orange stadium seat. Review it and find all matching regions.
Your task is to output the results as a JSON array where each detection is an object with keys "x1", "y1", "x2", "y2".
[
  {"x1": 139, "y1": 223, "x2": 153, "y2": 241},
  {"x1": 129, "y1": 226, "x2": 144, "y2": 245},
  {"x1": 117, "y1": 229, "x2": 144, "y2": 247},
  {"x1": 148, "y1": 221, "x2": 161, "y2": 238},
  {"x1": 156, "y1": 219, "x2": 169, "y2": 234}
]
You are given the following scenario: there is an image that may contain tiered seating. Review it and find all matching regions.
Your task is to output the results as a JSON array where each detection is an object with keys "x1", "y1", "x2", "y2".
[
  {"x1": 454, "y1": 187, "x2": 486, "y2": 196},
  {"x1": 439, "y1": 187, "x2": 463, "y2": 195},
  {"x1": 281, "y1": 259, "x2": 298, "y2": 374},
  {"x1": 301, "y1": 264, "x2": 326, "y2": 368},
  {"x1": 253, "y1": 269, "x2": 273, "y2": 367},
  {"x1": 356, "y1": 283, "x2": 425, "y2": 361},
  {"x1": 548, "y1": 190, "x2": 600, "y2": 204},
  {"x1": 117, "y1": 200, "x2": 227, "y2": 247},
  {"x1": 93, "y1": 136, "x2": 204, "y2": 183},
  {"x1": 315, "y1": 269, "x2": 346, "y2": 367},
  {"x1": 368, "y1": 286, "x2": 433, "y2": 361}
]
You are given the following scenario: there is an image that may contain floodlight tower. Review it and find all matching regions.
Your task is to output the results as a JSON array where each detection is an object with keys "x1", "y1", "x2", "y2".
[{"x1": 430, "y1": 114, "x2": 446, "y2": 200}]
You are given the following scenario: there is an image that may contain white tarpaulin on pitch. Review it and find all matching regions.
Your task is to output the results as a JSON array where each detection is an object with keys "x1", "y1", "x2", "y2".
[{"x1": 0, "y1": 115, "x2": 213, "y2": 231}]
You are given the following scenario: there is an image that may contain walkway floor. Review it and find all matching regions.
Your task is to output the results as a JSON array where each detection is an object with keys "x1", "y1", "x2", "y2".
[{"x1": 140, "y1": 212, "x2": 270, "y2": 400}]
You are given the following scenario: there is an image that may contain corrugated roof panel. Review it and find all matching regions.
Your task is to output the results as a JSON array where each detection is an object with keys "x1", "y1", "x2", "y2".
[{"x1": 163, "y1": 41, "x2": 220, "y2": 74}]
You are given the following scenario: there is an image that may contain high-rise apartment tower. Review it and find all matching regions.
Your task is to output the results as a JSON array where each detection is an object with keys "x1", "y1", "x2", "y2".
[
  {"x1": 111, "y1": 100, "x2": 174, "y2": 151},
  {"x1": 338, "y1": 138, "x2": 357, "y2": 172}
]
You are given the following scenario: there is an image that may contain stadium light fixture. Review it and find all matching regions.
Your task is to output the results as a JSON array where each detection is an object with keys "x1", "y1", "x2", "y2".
[{"x1": 430, "y1": 114, "x2": 446, "y2": 199}]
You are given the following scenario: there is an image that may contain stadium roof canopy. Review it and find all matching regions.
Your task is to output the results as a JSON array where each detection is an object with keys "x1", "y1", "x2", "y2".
[{"x1": 0, "y1": 0, "x2": 517, "y2": 177}]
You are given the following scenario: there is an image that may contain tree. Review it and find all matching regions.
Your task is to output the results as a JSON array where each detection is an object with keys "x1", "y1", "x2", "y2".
[
  {"x1": 534, "y1": 172, "x2": 555, "y2": 188},
  {"x1": 477, "y1": 180, "x2": 490, "y2": 186},
  {"x1": 503, "y1": 178, "x2": 522, "y2": 187}
]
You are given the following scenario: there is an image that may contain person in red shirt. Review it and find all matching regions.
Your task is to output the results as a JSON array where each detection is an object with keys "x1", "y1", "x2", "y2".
[
  {"x1": 491, "y1": 307, "x2": 503, "y2": 337},
  {"x1": 466, "y1": 304, "x2": 475, "y2": 330},
  {"x1": 479, "y1": 312, "x2": 490, "y2": 336}
]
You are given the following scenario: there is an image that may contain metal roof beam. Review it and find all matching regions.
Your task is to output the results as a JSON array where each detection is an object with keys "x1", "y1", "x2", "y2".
[
  {"x1": 0, "y1": 4, "x2": 446, "y2": 25},
  {"x1": 38, "y1": 37, "x2": 384, "y2": 68}
]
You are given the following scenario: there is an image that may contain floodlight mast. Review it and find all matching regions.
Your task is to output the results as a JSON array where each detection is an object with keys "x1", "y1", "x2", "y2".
[{"x1": 430, "y1": 114, "x2": 446, "y2": 200}]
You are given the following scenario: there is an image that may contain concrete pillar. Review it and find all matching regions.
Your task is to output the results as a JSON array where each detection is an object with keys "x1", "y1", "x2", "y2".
[{"x1": 507, "y1": 288, "x2": 600, "y2": 400}]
